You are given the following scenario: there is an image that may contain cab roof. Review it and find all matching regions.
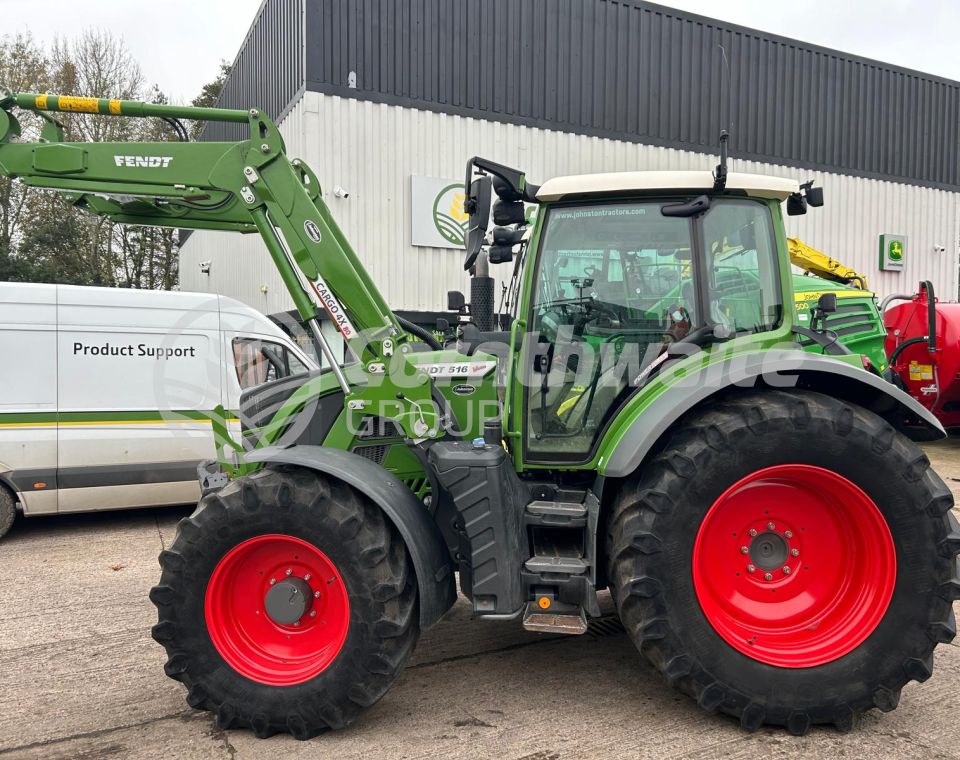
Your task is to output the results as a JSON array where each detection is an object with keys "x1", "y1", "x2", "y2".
[{"x1": 536, "y1": 170, "x2": 799, "y2": 202}]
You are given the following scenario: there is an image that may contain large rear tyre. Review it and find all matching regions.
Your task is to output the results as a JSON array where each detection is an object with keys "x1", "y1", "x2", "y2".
[
  {"x1": 607, "y1": 390, "x2": 960, "y2": 735},
  {"x1": 151, "y1": 465, "x2": 419, "y2": 739}
]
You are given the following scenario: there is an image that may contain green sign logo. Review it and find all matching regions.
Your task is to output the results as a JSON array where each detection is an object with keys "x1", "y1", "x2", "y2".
[
  {"x1": 889, "y1": 240, "x2": 904, "y2": 262},
  {"x1": 432, "y1": 183, "x2": 468, "y2": 246}
]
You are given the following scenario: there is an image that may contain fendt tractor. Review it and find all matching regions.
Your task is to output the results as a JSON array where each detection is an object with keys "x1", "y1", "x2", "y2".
[{"x1": 1, "y1": 92, "x2": 958, "y2": 739}]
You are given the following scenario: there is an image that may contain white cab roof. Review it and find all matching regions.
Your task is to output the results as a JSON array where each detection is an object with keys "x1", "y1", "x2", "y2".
[{"x1": 536, "y1": 170, "x2": 799, "y2": 202}]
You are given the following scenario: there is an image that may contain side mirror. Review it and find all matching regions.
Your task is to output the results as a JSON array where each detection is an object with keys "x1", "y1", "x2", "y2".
[
  {"x1": 805, "y1": 186, "x2": 824, "y2": 207},
  {"x1": 447, "y1": 290, "x2": 466, "y2": 312},
  {"x1": 787, "y1": 192, "x2": 807, "y2": 216},
  {"x1": 463, "y1": 176, "x2": 492, "y2": 271},
  {"x1": 817, "y1": 292, "x2": 837, "y2": 314}
]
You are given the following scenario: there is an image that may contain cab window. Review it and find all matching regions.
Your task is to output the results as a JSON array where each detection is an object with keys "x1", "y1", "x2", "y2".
[{"x1": 232, "y1": 338, "x2": 309, "y2": 390}]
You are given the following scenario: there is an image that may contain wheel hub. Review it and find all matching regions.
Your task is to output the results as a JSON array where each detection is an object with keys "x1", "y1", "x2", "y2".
[
  {"x1": 204, "y1": 534, "x2": 350, "y2": 685},
  {"x1": 749, "y1": 530, "x2": 788, "y2": 571},
  {"x1": 263, "y1": 576, "x2": 314, "y2": 625},
  {"x1": 692, "y1": 464, "x2": 896, "y2": 668}
]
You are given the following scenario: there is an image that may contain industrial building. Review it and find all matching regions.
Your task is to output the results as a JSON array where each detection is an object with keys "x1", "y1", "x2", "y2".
[{"x1": 180, "y1": 0, "x2": 960, "y2": 353}]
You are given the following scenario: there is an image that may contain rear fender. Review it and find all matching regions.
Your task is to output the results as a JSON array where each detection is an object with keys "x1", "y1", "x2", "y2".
[
  {"x1": 602, "y1": 350, "x2": 944, "y2": 479},
  {"x1": 244, "y1": 445, "x2": 456, "y2": 630}
]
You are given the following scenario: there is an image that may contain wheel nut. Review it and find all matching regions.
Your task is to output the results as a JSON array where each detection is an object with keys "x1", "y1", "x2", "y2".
[
  {"x1": 791, "y1": 548, "x2": 799, "y2": 556},
  {"x1": 285, "y1": 568, "x2": 293, "y2": 576},
  {"x1": 304, "y1": 573, "x2": 312, "y2": 581},
  {"x1": 749, "y1": 529, "x2": 758, "y2": 537},
  {"x1": 314, "y1": 591, "x2": 321, "y2": 598},
  {"x1": 784, "y1": 530, "x2": 793, "y2": 538},
  {"x1": 747, "y1": 564, "x2": 756, "y2": 573},
  {"x1": 763, "y1": 572, "x2": 773, "y2": 581},
  {"x1": 767, "y1": 522, "x2": 775, "y2": 530},
  {"x1": 269, "y1": 578, "x2": 276, "y2": 585},
  {"x1": 783, "y1": 566, "x2": 792, "y2": 575},
  {"x1": 309, "y1": 610, "x2": 316, "y2": 618},
  {"x1": 740, "y1": 546, "x2": 749, "y2": 554}
]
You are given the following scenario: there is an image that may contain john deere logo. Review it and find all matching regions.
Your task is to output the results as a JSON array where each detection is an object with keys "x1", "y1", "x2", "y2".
[
  {"x1": 432, "y1": 184, "x2": 468, "y2": 246},
  {"x1": 889, "y1": 240, "x2": 904, "y2": 261}
]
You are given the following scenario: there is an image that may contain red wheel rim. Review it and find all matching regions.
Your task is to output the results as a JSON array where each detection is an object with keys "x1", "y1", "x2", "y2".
[
  {"x1": 692, "y1": 464, "x2": 895, "y2": 668},
  {"x1": 204, "y1": 534, "x2": 350, "y2": 685}
]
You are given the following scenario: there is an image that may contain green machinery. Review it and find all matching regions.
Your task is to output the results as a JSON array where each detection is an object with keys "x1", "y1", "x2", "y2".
[{"x1": 1, "y1": 92, "x2": 957, "y2": 739}]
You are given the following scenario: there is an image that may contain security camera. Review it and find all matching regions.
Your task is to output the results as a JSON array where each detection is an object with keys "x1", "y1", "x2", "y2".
[
  {"x1": 934, "y1": 244, "x2": 946, "y2": 254},
  {"x1": 199, "y1": 261, "x2": 211, "y2": 274},
  {"x1": 333, "y1": 186, "x2": 350, "y2": 199}
]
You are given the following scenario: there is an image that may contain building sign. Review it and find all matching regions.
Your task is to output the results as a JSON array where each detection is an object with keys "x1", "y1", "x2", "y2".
[
  {"x1": 411, "y1": 175, "x2": 468, "y2": 249},
  {"x1": 879, "y1": 233, "x2": 906, "y2": 271}
]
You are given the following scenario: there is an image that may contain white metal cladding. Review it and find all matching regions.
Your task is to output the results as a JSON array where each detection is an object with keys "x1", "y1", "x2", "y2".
[{"x1": 180, "y1": 91, "x2": 960, "y2": 313}]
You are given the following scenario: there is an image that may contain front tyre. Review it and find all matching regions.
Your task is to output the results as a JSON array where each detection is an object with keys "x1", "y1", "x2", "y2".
[
  {"x1": 150, "y1": 465, "x2": 419, "y2": 739},
  {"x1": 607, "y1": 390, "x2": 960, "y2": 735}
]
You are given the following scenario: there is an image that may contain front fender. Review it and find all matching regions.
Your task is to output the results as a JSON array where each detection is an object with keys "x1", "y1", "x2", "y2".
[
  {"x1": 244, "y1": 445, "x2": 457, "y2": 630},
  {"x1": 601, "y1": 349, "x2": 944, "y2": 479}
]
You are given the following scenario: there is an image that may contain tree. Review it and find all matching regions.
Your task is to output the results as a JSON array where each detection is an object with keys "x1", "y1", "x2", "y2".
[{"x1": 189, "y1": 61, "x2": 231, "y2": 139}]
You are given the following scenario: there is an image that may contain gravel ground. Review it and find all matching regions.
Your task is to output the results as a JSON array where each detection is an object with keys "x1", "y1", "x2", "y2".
[{"x1": 1, "y1": 439, "x2": 959, "y2": 759}]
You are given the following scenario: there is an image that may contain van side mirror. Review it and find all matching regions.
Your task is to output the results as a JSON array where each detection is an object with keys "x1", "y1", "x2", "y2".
[{"x1": 805, "y1": 186, "x2": 824, "y2": 207}]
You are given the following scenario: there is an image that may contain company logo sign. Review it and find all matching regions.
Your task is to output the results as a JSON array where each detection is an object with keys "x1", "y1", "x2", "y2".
[
  {"x1": 304, "y1": 219, "x2": 323, "y2": 243},
  {"x1": 411, "y1": 175, "x2": 475, "y2": 249},
  {"x1": 432, "y1": 184, "x2": 469, "y2": 246},
  {"x1": 113, "y1": 155, "x2": 173, "y2": 168},
  {"x1": 879, "y1": 233, "x2": 906, "y2": 271}
]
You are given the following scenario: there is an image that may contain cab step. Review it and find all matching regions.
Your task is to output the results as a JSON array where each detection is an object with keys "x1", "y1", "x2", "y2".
[
  {"x1": 523, "y1": 555, "x2": 589, "y2": 575},
  {"x1": 522, "y1": 602, "x2": 588, "y2": 635},
  {"x1": 524, "y1": 499, "x2": 588, "y2": 527}
]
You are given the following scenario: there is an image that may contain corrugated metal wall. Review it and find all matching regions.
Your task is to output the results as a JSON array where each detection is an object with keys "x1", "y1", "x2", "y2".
[
  {"x1": 181, "y1": 92, "x2": 959, "y2": 312},
  {"x1": 300, "y1": 0, "x2": 960, "y2": 190},
  {"x1": 203, "y1": 0, "x2": 305, "y2": 141},
  {"x1": 207, "y1": 0, "x2": 960, "y2": 190}
]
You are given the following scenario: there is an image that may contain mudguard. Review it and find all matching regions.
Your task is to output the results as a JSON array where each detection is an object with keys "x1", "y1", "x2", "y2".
[
  {"x1": 602, "y1": 349, "x2": 945, "y2": 479},
  {"x1": 244, "y1": 445, "x2": 457, "y2": 630}
]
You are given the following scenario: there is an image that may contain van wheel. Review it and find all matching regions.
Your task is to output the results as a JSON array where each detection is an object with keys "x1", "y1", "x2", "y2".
[
  {"x1": 0, "y1": 486, "x2": 16, "y2": 539},
  {"x1": 150, "y1": 465, "x2": 419, "y2": 739},
  {"x1": 607, "y1": 390, "x2": 960, "y2": 735}
]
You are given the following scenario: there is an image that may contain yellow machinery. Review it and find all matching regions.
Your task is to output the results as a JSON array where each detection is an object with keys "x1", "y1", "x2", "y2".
[{"x1": 787, "y1": 237, "x2": 869, "y2": 290}]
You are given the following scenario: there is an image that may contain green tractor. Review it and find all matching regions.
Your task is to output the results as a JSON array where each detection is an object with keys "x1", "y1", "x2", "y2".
[{"x1": 1, "y1": 93, "x2": 957, "y2": 739}]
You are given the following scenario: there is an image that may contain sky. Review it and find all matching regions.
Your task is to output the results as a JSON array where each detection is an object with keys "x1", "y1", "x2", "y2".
[{"x1": 5, "y1": 0, "x2": 960, "y2": 102}]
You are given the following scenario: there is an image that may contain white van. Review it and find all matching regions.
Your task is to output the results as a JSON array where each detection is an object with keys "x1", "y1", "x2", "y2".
[{"x1": 0, "y1": 282, "x2": 316, "y2": 538}]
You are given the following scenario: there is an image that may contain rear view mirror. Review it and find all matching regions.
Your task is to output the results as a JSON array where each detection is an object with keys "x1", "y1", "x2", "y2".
[
  {"x1": 787, "y1": 193, "x2": 807, "y2": 216},
  {"x1": 805, "y1": 186, "x2": 824, "y2": 207},
  {"x1": 463, "y1": 176, "x2": 492, "y2": 271},
  {"x1": 817, "y1": 292, "x2": 837, "y2": 314}
]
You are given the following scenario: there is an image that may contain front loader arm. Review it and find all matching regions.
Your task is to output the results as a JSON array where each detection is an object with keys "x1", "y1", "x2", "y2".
[{"x1": 0, "y1": 90, "x2": 439, "y2": 439}]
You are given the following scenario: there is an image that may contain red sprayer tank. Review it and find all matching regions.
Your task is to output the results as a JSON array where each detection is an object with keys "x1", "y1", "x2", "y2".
[{"x1": 884, "y1": 281, "x2": 960, "y2": 429}]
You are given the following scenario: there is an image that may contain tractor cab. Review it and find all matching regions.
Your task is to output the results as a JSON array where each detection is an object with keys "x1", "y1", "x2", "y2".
[{"x1": 461, "y1": 161, "x2": 816, "y2": 463}]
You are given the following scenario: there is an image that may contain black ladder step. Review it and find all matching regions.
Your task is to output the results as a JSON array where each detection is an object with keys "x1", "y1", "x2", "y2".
[
  {"x1": 522, "y1": 602, "x2": 588, "y2": 635},
  {"x1": 524, "y1": 555, "x2": 589, "y2": 575}
]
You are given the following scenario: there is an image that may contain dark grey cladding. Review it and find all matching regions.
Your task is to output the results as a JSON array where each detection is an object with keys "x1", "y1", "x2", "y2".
[{"x1": 207, "y1": 0, "x2": 960, "y2": 191}]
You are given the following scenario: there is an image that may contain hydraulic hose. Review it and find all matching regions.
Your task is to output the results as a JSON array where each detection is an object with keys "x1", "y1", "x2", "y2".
[
  {"x1": 396, "y1": 315, "x2": 442, "y2": 350},
  {"x1": 887, "y1": 336, "x2": 928, "y2": 367}
]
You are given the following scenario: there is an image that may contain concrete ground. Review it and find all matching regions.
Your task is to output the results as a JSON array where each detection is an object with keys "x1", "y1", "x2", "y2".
[{"x1": 2, "y1": 440, "x2": 960, "y2": 759}]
